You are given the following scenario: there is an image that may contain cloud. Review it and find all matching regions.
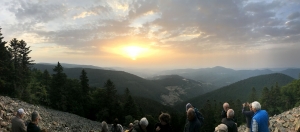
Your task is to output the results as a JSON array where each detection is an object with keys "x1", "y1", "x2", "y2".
[{"x1": 1, "y1": 0, "x2": 300, "y2": 65}]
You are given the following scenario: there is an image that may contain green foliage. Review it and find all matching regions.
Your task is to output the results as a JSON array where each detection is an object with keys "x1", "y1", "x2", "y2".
[{"x1": 248, "y1": 87, "x2": 257, "y2": 102}]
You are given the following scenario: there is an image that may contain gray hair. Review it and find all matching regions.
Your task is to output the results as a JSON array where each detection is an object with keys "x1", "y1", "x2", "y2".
[
  {"x1": 215, "y1": 124, "x2": 228, "y2": 132},
  {"x1": 140, "y1": 117, "x2": 148, "y2": 127},
  {"x1": 251, "y1": 101, "x2": 261, "y2": 110},
  {"x1": 101, "y1": 121, "x2": 108, "y2": 132},
  {"x1": 227, "y1": 109, "x2": 234, "y2": 118}
]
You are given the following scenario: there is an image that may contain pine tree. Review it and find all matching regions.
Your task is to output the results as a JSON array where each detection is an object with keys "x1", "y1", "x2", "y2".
[
  {"x1": 50, "y1": 62, "x2": 67, "y2": 110},
  {"x1": 103, "y1": 79, "x2": 118, "y2": 123},
  {"x1": 248, "y1": 87, "x2": 257, "y2": 102},
  {"x1": 123, "y1": 88, "x2": 139, "y2": 118},
  {"x1": 0, "y1": 28, "x2": 12, "y2": 94},
  {"x1": 80, "y1": 69, "x2": 89, "y2": 94}
]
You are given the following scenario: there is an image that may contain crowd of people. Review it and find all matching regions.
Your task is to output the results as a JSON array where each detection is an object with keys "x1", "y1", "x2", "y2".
[
  {"x1": 11, "y1": 101, "x2": 269, "y2": 132},
  {"x1": 215, "y1": 101, "x2": 269, "y2": 132}
]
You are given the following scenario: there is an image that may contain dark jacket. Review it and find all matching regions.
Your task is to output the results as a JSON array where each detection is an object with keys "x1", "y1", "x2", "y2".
[
  {"x1": 221, "y1": 110, "x2": 227, "y2": 119},
  {"x1": 27, "y1": 122, "x2": 41, "y2": 132},
  {"x1": 184, "y1": 117, "x2": 201, "y2": 132},
  {"x1": 132, "y1": 123, "x2": 146, "y2": 132},
  {"x1": 154, "y1": 123, "x2": 172, "y2": 132},
  {"x1": 242, "y1": 107, "x2": 254, "y2": 128},
  {"x1": 222, "y1": 118, "x2": 237, "y2": 132}
]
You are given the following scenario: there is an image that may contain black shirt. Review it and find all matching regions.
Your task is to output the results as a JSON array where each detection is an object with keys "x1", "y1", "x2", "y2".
[{"x1": 27, "y1": 122, "x2": 41, "y2": 132}]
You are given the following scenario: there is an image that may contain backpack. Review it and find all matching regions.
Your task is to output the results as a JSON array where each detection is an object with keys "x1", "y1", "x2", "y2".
[{"x1": 194, "y1": 108, "x2": 204, "y2": 127}]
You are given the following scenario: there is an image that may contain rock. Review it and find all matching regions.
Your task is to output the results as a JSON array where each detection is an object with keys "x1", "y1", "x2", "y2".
[{"x1": 0, "y1": 121, "x2": 8, "y2": 127}]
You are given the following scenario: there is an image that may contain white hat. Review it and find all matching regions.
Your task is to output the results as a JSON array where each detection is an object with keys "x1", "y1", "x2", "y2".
[{"x1": 18, "y1": 108, "x2": 25, "y2": 115}]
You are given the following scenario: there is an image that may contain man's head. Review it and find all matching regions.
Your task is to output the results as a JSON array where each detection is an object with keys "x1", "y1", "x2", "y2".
[
  {"x1": 139, "y1": 117, "x2": 148, "y2": 130},
  {"x1": 17, "y1": 108, "x2": 25, "y2": 118},
  {"x1": 251, "y1": 101, "x2": 261, "y2": 112},
  {"x1": 187, "y1": 108, "x2": 195, "y2": 121},
  {"x1": 31, "y1": 111, "x2": 41, "y2": 123},
  {"x1": 223, "y1": 103, "x2": 229, "y2": 111},
  {"x1": 186, "y1": 103, "x2": 193, "y2": 112},
  {"x1": 226, "y1": 109, "x2": 234, "y2": 119},
  {"x1": 113, "y1": 118, "x2": 119, "y2": 126}
]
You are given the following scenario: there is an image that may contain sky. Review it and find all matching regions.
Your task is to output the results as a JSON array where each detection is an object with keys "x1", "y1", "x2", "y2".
[{"x1": 1, "y1": 0, "x2": 300, "y2": 70}]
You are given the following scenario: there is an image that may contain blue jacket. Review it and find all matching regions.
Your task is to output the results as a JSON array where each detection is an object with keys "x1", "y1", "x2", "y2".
[{"x1": 251, "y1": 110, "x2": 269, "y2": 132}]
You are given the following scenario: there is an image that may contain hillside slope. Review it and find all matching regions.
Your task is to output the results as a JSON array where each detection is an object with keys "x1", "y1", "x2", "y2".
[
  {"x1": 0, "y1": 96, "x2": 102, "y2": 132},
  {"x1": 33, "y1": 64, "x2": 168, "y2": 102},
  {"x1": 150, "y1": 75, "x2": 217, "y2": 105},
  {"x1": 174, "y1": 73, "x2": 294, "y2": 110},
  {"x1": 160, "y1": 66, "x2": 274, "y2": 88}
]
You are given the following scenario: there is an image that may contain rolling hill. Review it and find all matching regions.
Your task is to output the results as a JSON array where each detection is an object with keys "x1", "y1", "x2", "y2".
[
  {"x1": 174, "y1": 73, "x2": 295, "y2": 111},
  {"x1": 150, "y1": 75, "x2": 217, "y2": 105}
]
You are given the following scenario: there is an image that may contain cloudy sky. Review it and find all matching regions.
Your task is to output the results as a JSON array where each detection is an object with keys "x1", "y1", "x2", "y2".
[{"x1": 1, "y1": 0, "x2": 300, "y2": 69}]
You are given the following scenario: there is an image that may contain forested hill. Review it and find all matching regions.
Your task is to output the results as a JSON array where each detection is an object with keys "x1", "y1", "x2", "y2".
[
  {"x1": 33, "y1": 64, "x2": 168, "y2": 102},
  {"x1": 174, "y1": 73, "x2": 294, "y2": 111}
]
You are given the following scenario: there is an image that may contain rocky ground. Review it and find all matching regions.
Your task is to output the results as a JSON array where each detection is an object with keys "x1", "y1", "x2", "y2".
[
  {"x1": 238, "y1": 106, "x2": 300, "y2": 132},
  {"x1": 0, "y1": 96, "x2": 102, "y2": 132}
]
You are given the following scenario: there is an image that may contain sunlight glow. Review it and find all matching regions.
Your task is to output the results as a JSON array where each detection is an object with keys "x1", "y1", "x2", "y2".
[{"x1": 122, "y1": 46, "x2": 148, "y2": 60}]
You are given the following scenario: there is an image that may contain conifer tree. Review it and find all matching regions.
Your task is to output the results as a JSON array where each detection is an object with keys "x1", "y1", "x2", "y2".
[
  {"x1": 50, "y1": 62, "x2": 67, "y2": 109},
  {"x1": 123, "y1": 88, "x2": 139, "y2": 118},
  {"x1": 249, "y1": 87, "x2": 257, "y2": 102},
  {"x1": 80, "y1": 69, "x2": 89, "y2": 94},
  {"x1": 0, "y1": 28, "x2": 12, "y2": 94}
]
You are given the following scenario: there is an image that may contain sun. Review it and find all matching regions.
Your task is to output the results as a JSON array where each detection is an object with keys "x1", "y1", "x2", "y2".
[{"x1": 123, "y1": 46, "x2": 148, "y2": 60}]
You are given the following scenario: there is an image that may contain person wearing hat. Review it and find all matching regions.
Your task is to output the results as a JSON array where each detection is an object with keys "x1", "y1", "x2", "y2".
[
  {"x1": 27, "y1": 111, "x2": 42, "y2": 132},
  {"x1": 11, "y1": 108, "x2": 26, "y2": 132}
]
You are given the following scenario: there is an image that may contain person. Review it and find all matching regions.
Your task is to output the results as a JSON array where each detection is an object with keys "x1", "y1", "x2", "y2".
[
  {"x1": 214, "y1": 124, "x2": 228, "y2": 132},
  {"x1": 183, "y1": 108, "x2": 201, "y2": 132},
  {"x1": 11, "y1": 108, "x2": 26, "y2": 132},
  {"x1": 221, "y1": 109, "x2": 237, "y2": 132},
  {"x1": 221, "y1": 102, "x2": 230, "y2": 119},
  {"x1": 111, "y1": 118, "x2": 123, "y2": 132},
  {"x1": 101, "y1": 121, "x2": 108, "y2": 132},
  {"x1": 27, "y1": 111, "x2": 42, "y2": 132},
  {"x1": 154, "y1": 112, "x2": 172, "y2": 132},
  {"x1": 125, "y1": 123, "x2": 134, "y2": 132},
  {"x1": 242, "y1": 102, "x2": 254, "y2": 132},
  {"x1": 185, "y1": 103, "x2": 204, "y2": 127},
  {"x1": 251, "y1": 101, "x2": 269, "y2": 132},
  {"x1": 132, "y1": 117, "x2": 148, "y2": 132}
]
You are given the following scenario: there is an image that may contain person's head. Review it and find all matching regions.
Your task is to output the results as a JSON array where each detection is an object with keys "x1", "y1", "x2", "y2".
[
  {"x1": 113, "y1": 118, "x2": 119, "y2": 126},
  {"x1": 186, "y1": 103, "x2": 193, "y2": 112},
  {"x1": 101, "y1": 121, "x2": 108, "y2": 132},
  {"x1": 129, "y1": 123, "x2": 133, "y2": 128},
  {"x1": 251, "y1": 101, "x2": 261, "y2": 112},
  {"x1": 187, "y1": 108, "x2": 195, "y2": 121},
  {"x1": 139, "y1": 117, "x2": 148, "y2": 130},
  {"x1": 214, "y1": 124, "x2": 228, "y2": 132},
  {"x1": 223, "y1": 102, "x2": 229, "y2": 111},
  {"x1": 248, "y1": 103, "x2": 253, "y2": 111},
  {"x1": 159, "y1": 112, "x2": 171, "y2": 125},
  {"x1": 31, "y1": 111, "x2": 41, "y2": 124},
  {"x1": 17, "y1": 108, "x2": 25, "y2": 118},
  {"x1": 226, "y1": 109, "x2": 234, "y2": 119}
]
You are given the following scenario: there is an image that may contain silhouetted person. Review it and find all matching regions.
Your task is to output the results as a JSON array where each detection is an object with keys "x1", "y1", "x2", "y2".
[
  {"x1": 221, "y1": 109, "x2": 237, "y2": 132},
  {"x1": 101, "y1": 121, "x2": 108, "y2": 132},
  {"x1": 27, "y1": 111, "x2": 42, "y2": 132},
  {"x1": 221, "y1": 102, "x2": 230, "y2": 119},
  {"x1": 154, "y1": 112, "x2": 172, "y2": 132},
  {"x1": 132, "y1": 117, "x2": 148, "y2": 132},
  {"x1": 11, "y1": 108, "x2": 26, "y2": 132},
  {"x1": 184, "y1": 108, "x2": 201, "y2": 132},
  {"x1": 111, "y1": 118, "x2": 123, "y2": 132},
  {"x1": 242, "y1": 102, "x2": 254, "y2": 132}
]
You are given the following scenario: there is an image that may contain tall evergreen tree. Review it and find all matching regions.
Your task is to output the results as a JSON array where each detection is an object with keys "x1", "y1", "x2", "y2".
[
  {"x1": 80, "y1": 69, "x2": 89, "y2": 94},
  {"x1": 0, "y1": 28, "x2": 12, "y2": 94},
  {"x1": 103, "y1": 79, "x2": 118, "y2": 123},
  {"x1": 123, "y1": 88, "x2": 139, "y2": 118},
  {"x1": 248, "y1": 87, "x2": 257, "y2": 102},
  {"x1": 50, "y1": 62, "x2": 67, "y2": 110}
]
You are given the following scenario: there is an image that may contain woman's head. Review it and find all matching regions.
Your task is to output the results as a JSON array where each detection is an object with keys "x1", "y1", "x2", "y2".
[{"x1": 159, "y1": 112, "x2": 171, "y2": 124}]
